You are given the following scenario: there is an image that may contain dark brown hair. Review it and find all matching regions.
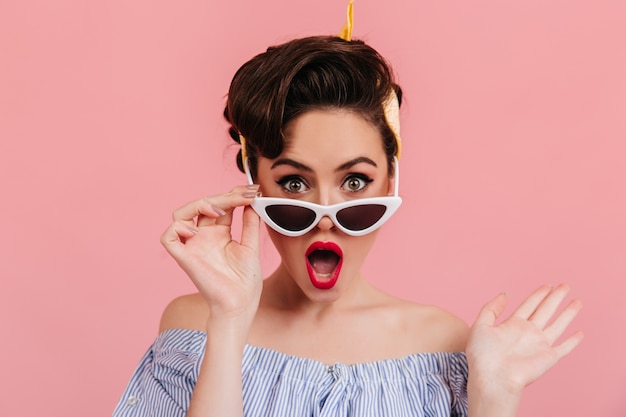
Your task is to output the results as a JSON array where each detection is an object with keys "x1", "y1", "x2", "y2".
[{"x1": 224, "y1": 36, "x2": 402, "y2": 177}]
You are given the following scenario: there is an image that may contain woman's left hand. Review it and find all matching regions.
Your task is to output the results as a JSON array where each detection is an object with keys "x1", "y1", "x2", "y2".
[{"x1": 465, "y1": 284, "x2": 584, "y2": 405}]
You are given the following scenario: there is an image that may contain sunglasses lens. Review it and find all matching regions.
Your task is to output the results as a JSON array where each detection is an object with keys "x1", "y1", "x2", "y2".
[
  {"x1": 336, "y1": 204, "x2": 387, "y2": 231},
  {"x1": 265, "y1": 205, "x2": 317, "y2": 232}
]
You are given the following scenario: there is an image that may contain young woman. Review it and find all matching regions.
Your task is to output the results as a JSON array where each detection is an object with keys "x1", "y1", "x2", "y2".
[{"x1": 113, "y1": 34, "x2": 583, "y2": 417}]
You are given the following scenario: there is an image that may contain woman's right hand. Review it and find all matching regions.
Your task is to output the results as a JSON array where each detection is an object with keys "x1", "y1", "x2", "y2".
[{"x1": 160, "y1": 185, "x2": 262, "y2": 324}]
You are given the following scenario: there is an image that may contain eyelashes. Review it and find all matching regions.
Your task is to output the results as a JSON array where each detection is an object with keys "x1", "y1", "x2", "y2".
[
  {"x1": 342, "y1": 174, "x2": 373, "y2": 192},
  {"x1": 276, "y1": 175, "x2": 308, "y2": 194},
  {"x1": 276, "y1": 173, "x2": 374, "y2": 195}
]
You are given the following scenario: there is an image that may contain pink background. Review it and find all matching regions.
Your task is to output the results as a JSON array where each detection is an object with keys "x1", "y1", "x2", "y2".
[{"x1": 1, "y1": 0, "x2": 625, "y2": 416}]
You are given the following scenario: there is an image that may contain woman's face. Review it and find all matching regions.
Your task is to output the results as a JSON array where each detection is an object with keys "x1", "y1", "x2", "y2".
[{"x1": 255, "y1": 109, "x2": 395, "y2": 302}]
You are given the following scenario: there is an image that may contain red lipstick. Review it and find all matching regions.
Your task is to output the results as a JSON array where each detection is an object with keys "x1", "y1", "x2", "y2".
[{"x1": 305, "y1": 241, "x2": 343, "y2": 290}]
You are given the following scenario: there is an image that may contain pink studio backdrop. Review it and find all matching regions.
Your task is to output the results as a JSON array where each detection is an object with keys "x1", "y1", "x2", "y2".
[{"x1": 1, "y1": 0, "x2": 624, "y2": 416}]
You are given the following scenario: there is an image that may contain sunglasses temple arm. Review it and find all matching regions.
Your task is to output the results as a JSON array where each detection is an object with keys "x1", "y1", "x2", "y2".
[
  {"x1": 393, "y1": 156, "x2": 400, "y2": 196},
  {"x1": 243, "y1": 157, "x2": 255, "y2": 184}
]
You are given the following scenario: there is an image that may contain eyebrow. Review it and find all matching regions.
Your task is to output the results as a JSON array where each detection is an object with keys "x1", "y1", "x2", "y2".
[
  {"x1": 336, "y1": 157, "x2": 378, "y2": 171},
  {"x1": 271, "y1": 159, "x2": 313, "y2": 172},
  {"x1": 270, "y1": 157, "x2": 378, "y2": 172}
]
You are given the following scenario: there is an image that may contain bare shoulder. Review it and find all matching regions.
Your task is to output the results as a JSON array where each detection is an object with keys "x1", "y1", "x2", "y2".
[
  {"x1": 159, "y1": 293, "x2": 209, "y2": 333},
  {"x1": 395, "y1": 299, "x2": 470, "y2": 353}
]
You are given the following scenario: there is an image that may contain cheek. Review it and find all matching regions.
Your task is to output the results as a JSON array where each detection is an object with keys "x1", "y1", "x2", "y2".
[
  {"x1": 266, "y1": 227, "x2": 381, "y2": 272},
  {"x1": 345, "y1": 233, "x2": 379, "y2": 262},
  {"x1": 366, "y1": 174, "x2": 393, "y2": 197},
  {"x1": 267, "y1": 228, "x2": 303, "y2": 260},
  {"x1": 386, "y1": 176, "x2": 395, "y2": 196}
]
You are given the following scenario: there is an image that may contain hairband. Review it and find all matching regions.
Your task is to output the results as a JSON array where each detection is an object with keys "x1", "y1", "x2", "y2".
[
  {"x1": 382, "y1": 90, "x2": 402, "y2": 159},
  {"x1": 337, "y1": 0, "x2": 354, "y2": 42},
  {"x1": 239, "y1": 0, "x2": 402, "y2": 162},
  {"x1": 240, "y1": 134, "x2": 248, "y2": 165},
  {"x1": 337, "y1": 1, "x2": 402, "y2": 159}
]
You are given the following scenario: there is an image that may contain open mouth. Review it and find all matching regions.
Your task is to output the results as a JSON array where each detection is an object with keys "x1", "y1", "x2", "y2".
[{"x1": 305, "y1": 241, "x2": 343, "y2": 290}]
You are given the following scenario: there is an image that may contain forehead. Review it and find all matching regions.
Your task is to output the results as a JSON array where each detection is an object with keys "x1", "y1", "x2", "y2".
[{"x1": 281, "y1": 109, "x2": 385, "y2": 161}]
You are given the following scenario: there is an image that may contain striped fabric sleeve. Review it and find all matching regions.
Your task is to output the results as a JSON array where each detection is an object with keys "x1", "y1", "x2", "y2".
[
  {"x1": 448, "y1": 352, "x2": 469, "y2": 417},
  {"x1": 112, "y1": 334, "x2": 200, "y2": 417}
]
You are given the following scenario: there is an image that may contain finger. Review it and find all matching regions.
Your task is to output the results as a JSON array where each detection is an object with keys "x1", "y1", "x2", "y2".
[
  {"x1": 214, "y1": 207, "x2": 235, "y2": 227},
  {"x1": 512, "y1": 284, "x2": 553, "y2": 320},
  {"x1": 529, "y1": 283, "x2": 571, "y2": 328},
  {"x1": 160, "y1": 221, "x2": 198, "y2": 256},
  {"x1": 198, "y1": 209, "x2": 226, "y2": 228},
  {"x1": 553, "y1": 330, "x2": 584, "y2": 360},
  {"x1": 172, "y1": 185, "x2": 259, "y2": 223},
  {"x1": 172, "y1": 198, "x2": 227, "y2": 223},
  {"x1": 213, "y1": 186, "x2": 261, "y2": 227},
  {"x1": 240, "y1": 205, "x2": 260, "y2": 252},
  {"x1": 473, "y1": 292, "x2": 508, "y2": 327},
  {"x1": 544, "y1": 298, "x2": 583, "y2": 344}
]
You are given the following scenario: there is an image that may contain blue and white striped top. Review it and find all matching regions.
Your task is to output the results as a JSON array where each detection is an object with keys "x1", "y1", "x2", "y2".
[{"x1": 113, "y1": 328, "x2": 468, "y2": 417}]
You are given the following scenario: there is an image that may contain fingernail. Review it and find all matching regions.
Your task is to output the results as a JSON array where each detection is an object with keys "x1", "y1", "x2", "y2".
[
  {"x1": 242, "y1": 191, "x2": 262, "y2": 198},
  {"x1": 245, "y1": 184, "x2": 260, "y2": 190},
  {"x1": 212, "y1": 204, "x2": 226, "y2": 216},
  {"x1": 185, "y1": 225, "x2": 198, "y2": 235}
]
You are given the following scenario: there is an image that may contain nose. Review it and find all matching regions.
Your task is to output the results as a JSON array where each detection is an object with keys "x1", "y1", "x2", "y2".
[
  {"x1": 312, "y1": 187, "x2": 337, "y2": 232},
  {"x1": 315, "y1": 215, "x2": 336, "y2": 232}
]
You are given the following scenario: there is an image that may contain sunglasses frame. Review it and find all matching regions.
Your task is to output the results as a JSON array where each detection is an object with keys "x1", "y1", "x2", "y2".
[{"x1": 243, "y1": 156, "x2": 402, "y2": 237}]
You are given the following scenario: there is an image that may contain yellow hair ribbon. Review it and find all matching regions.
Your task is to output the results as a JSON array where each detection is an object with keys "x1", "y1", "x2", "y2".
[
  {"x1": 338, "y1": 0, "x2": 402, "y2": 159},
  {"x1": 239, "y1": 1, "x2": 400, "y2": 164},
  {"x1": 384, "y1": 90, "x2": 402, "y2": 159},
  {"x1": 338, "y1": 0, "x2": 354, "y2": 41},
  {"x1": 239, "y1": 134, "x2": 248, "y2": 163}
]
